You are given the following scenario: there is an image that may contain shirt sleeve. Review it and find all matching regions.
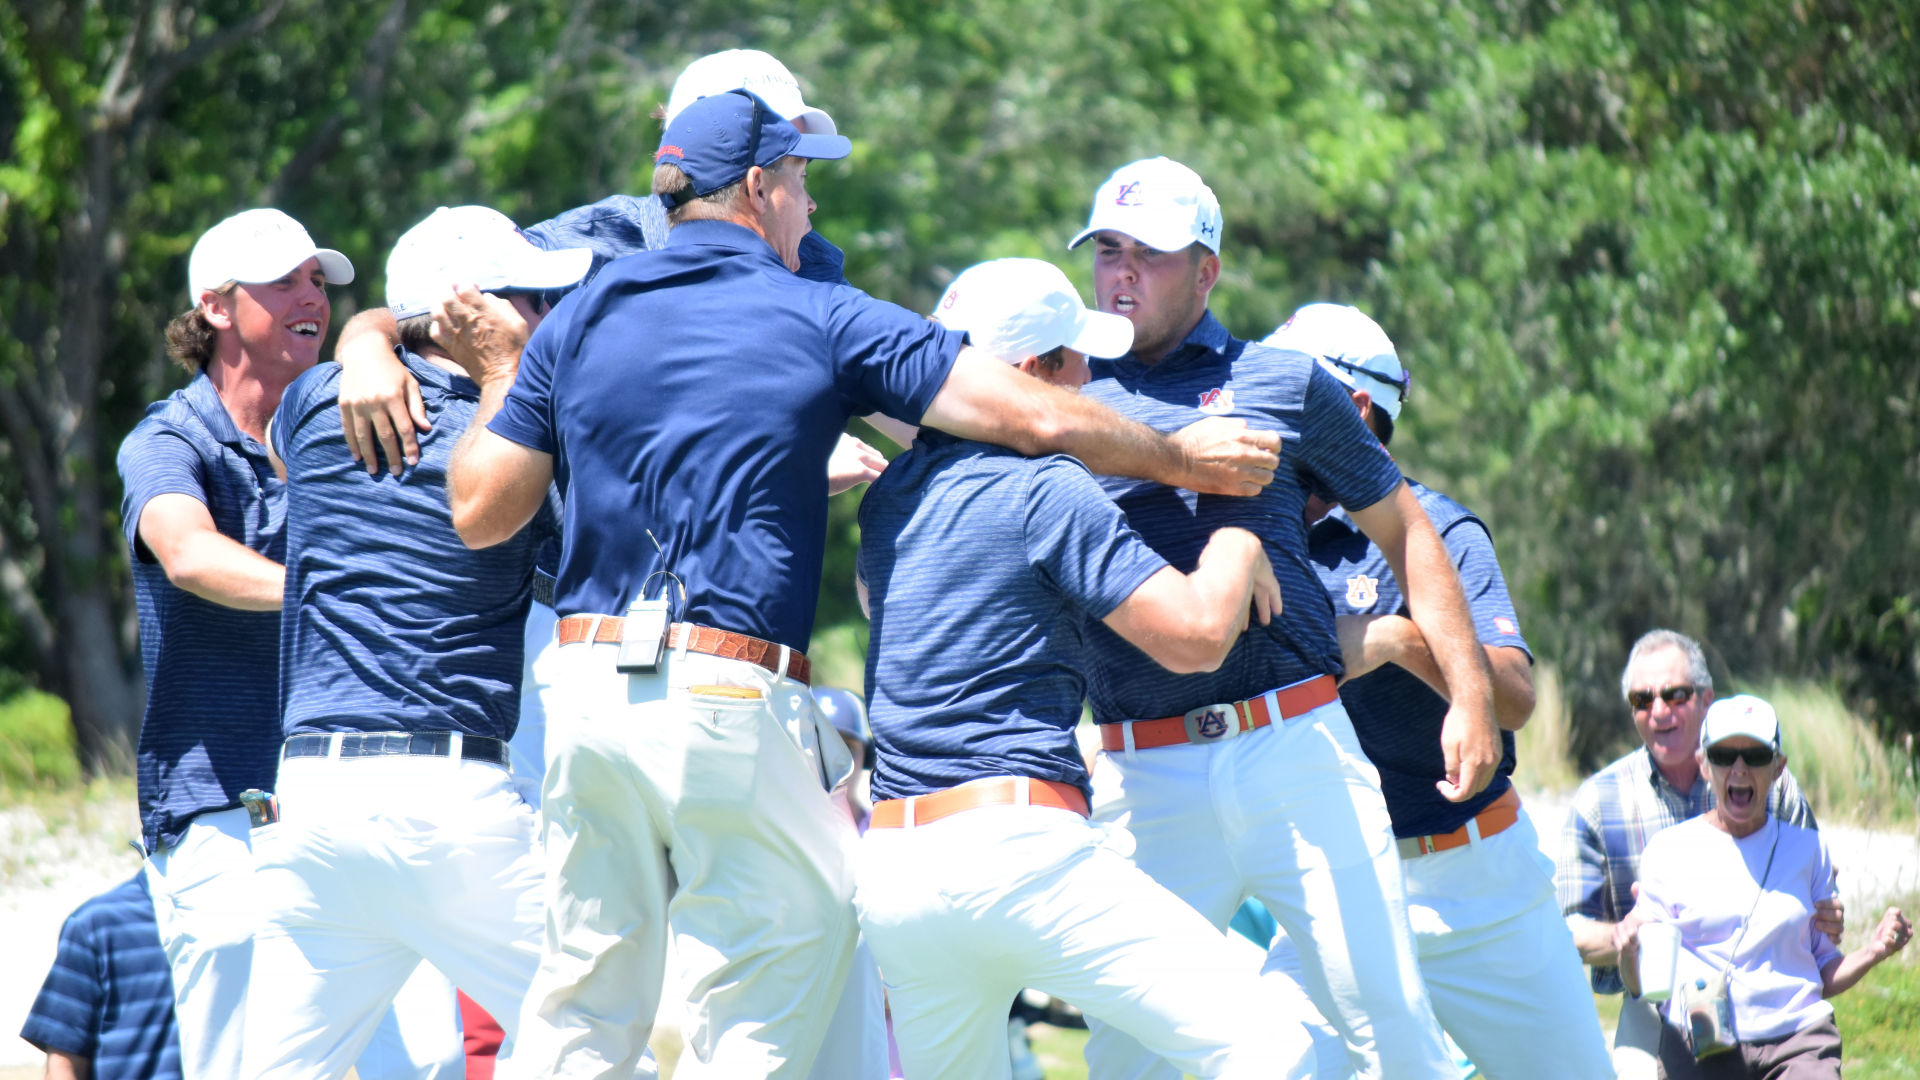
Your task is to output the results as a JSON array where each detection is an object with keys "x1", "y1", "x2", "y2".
[
  {"x1": 1440, "y1": 518, "x2": 1531, "y2": 658},
  {"x1": 1023, "y1": 457, "x2": 1169, "y2": 620},
  {"x1": 1804, "y1": 831, "x2": 1845, "y2": 971},
  {"x1": 488, "y1": 314, "x2": 563, "y2": 454},
  {"x1": 1295, "y1": 363, "x2": 1403, "y2": 513},
  {"x1": 116, "y1": 421, "x2": 209, "y2": 561},
  {"x1": 19, "y1": 908, "x2": 104, "y2": 1058},
  {"x1": 825, "y1": 289, "x2": 965, "y2": 423},
  {"x1": 1556, "y1": 786, "x2": 1611, "y2": 922},
  {"x1": 1772, "y1": 768, "x2": 1818, "y2": 830}
]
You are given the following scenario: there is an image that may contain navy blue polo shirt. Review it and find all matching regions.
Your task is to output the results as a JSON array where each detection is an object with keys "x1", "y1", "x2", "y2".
[
  {"x1": 859, "y1": 431, "x2": 1168, "y2": 800},
  {"x1": 489, "y1": 219, "x2": 961, "y2": 651},
  {"x1": 21, "y1": 872, "x2": 182, "y2": 1080},
  {"x1": 274, "y1": 352, "x2": 539, "y2": 740},
  {"x1": 1308, "y1": 481, "x2": 1531, "y2": 837},
  {"x1": 1078, "y1": 313, "x2": 1404, "y2": 722},
  {"x1": 518, "y1": 202, "x2": 851, "y2": 580},
  {"x1": 119, "y1": 373, "x2": 286, "y2": 852}
]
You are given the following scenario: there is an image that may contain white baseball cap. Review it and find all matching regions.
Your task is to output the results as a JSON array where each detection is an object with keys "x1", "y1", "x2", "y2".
[
  {"x1": 1263, "y1": 303, "x2": 1410, "y2": 420},
  {"x1": 187, "y1": 208, "x2": 353, "y2": 300},
  {"x1": 1067, "y1": 157, "x2": 1223, "y2": 254},
  {"x1": 665, "y1": 49, "x2": 837, "y2": 137},
  {"x1": 1700, "y1": 695, "x2": 1782, "y2": 751},
  {"x1": 933, "y1": 258, "x2": 1134, "y2": 363},
  {"x1": 385, "y1": 206, "x2": 593, "y2": 320}
]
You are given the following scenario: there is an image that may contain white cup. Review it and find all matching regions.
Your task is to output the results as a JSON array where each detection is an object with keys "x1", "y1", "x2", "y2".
[{"x1": 1637, "y1": 921, "x2": 1682, "y2": 1002}]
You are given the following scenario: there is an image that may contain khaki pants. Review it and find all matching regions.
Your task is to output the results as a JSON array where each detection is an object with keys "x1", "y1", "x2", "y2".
[{"x1": 503, "y1": 642, "x2": 858, "y2": 1080}]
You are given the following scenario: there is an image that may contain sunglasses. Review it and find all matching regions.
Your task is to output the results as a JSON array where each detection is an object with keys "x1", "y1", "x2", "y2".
[
  {"x1": 1705, "y1": 744, "x2": 1777, "y2": 769},
  {"x1": 490, "y1": 287, "x2": 563, "y2": 315},
  {"x1": 1627, "y1": 685, "x2": 1697, "y2": 711},
  {"x1": 1324, "y1": 354, "x2": 1412, "y2": 403}
]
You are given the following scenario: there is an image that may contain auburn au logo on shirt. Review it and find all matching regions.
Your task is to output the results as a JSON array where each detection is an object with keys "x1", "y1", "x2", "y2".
[
  {"x1": 1197, "y1": 388, "x2": 1235, "y2": 414},
  {"x1": 1345, "y1": 574, "x2": 1378, "y2": 609}
]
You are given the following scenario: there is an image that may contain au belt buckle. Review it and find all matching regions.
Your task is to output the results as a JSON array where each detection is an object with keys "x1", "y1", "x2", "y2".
[{"x1": 1181, "y1": 702, "x2": 1241, "y2": 743}]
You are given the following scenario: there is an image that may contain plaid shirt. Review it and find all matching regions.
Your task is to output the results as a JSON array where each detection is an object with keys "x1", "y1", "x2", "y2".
[{"x1": 1554, "y1": 745, "x2": 1815, "y2": 993}]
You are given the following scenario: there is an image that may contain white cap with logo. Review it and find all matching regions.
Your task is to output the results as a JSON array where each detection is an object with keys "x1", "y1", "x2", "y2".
[
  {"x1": 1067, "y1": 157, "x2": 1223, "y2": 254},
  {"x1": 933, "y1": 258, "x2": 1134, "y2": 363},
  {"x1": 665, "y1": 49, "x2": 837, "y2": 137},
  {"x1": 385, "y1": 206, "x2": 594, "y2": 320},
  {"x1": 188, "y1": 208, "x2": 354, "y2": 300},
  {"x1": 1700, "y1": 695, "x2": 1782, "y2": 751},
  {"x1": 1263, "y1": 303, "x2": 1409, "y2": 421}
]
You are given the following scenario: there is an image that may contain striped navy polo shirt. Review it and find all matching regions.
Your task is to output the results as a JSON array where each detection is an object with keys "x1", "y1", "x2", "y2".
[
  {"x1": 1078, "y1": 312, "x2": 1403, "y2": 722},
  {"x1": 273, "y1": 352, "x2": 539, "y2": 741},
  {"x1": 21, "y1": 872, "x2": 182, "y2": 1079},
  {"x1": 859, "y1": 432, "x2": 1167, "y2": 801},
  {"x1": 119, "y1": 373, "x2": 286, "y2": 852},
  {"x1": 1309, "y1": 480, "x2": 1531, "y2": 838}
]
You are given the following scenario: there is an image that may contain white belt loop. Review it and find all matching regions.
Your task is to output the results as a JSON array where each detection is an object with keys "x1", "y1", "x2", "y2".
[
  {"x1": 326, "y1": 732, "x2": 343, "y2": 760},
  {"x1": 1263, "y1": 690, "x2": 1282, "y2": 726},
  {"x1": 448, "y1": 731, "x2": 464, "y2": 764},
  {"x1": 1465, "y1": 815, "x2": 1484, "y2": 848},
  {"x1": 1012, "y1": 776, "x2": 1032, "y2": 806},
  {"x1": 1121, "y1": 722, "x2": 1138, "y2": 756},
  {"x1": 777, "y1": 644, "x2": 791, "y2": 682},
  {"x1": 902, "y1": 796, "x2": 917, "y2": 829},
  {"x1": 585, "y1": 614, "x2": 604, "y2": 645}
]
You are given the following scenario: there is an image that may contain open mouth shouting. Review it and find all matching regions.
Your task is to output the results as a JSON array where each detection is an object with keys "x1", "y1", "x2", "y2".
[
  {"x1": 1109, "y1": 292, "x2": 1139, "y2": 317},
  {"x1": 289, "y1": 320, "x2": 322, "y2": 338},
  {"x1": 1723, "y1": 777, "x2": 1757, "y2": 812}
]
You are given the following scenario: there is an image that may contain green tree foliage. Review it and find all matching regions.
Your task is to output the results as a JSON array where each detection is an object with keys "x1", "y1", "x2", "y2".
[{"x1": 2, "y1": 0, "x2": 1914, "y2": 769}]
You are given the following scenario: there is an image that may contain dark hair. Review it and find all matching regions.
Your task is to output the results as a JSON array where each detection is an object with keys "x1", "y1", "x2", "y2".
[
  {"x1": 652, "y1": 158, "x2": 785, "y2": 226},
  {"x1": 396, "y1": 313, "x2": 437, "y2": 357},
  {"x1": 163, "y1": 284, "x2": 236, "y2": 374},
  {"x1": 1033, "y1": 344, "x2": 1068, "y2": 374},
  {"x1": 1367, "y1": 407, "x2": 1394, "y2": 447}
]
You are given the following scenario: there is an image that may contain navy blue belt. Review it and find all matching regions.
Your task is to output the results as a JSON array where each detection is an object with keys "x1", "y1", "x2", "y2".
[{"x1": 282, "y1": 731, "x2": 510, "y2": 767}]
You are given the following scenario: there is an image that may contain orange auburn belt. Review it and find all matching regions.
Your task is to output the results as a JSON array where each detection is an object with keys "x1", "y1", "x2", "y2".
[
  {"x1": 1396, "y1": 786, "x2": 1522, "y2": 858},
  {"x1": 554, "y1": 616, "x2": 811, "y2": 685},
  {"x1": 1098, "y1": 675, "x2": 1339, "y2": 752},
  {"x1": 870, "y1": 777, "x2": 1089, "y2": 829}
]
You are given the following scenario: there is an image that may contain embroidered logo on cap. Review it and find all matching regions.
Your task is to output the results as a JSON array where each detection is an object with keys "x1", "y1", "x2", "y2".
[
  {"x1": 655, "y1": 144, "x2": 686, "y2": 161},
  {"x1": 1115, "y1": 181, "x2": 1143, "y2": 206}
]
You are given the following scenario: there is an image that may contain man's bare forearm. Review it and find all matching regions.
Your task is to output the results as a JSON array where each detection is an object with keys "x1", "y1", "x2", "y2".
[{"x1": 1396, "y1": 508, "x2": 1493, "y2": 714}]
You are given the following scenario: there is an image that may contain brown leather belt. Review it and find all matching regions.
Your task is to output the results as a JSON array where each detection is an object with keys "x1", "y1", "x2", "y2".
[
  {"x1": 1099, "y1": 674, "x2": 1338, "y2": 752},
  {"x1": 870, "y1": 776, "x2": 1089, "y2": 829},
  {"x1": 554, "y1": 616, "x2": 811, "y2": 685},
  {"x1": 1396, "y1": 785, "x2": 1522, "y2": 858}
]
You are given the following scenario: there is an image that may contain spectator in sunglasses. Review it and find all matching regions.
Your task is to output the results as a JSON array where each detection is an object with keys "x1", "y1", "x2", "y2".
[
  {"x1": 1616, "y1": 696, "x2": 1911, "y2": 1079},
  {"x1": 1556, "y1": 629, "x2": 1834, "y2": 1080}
]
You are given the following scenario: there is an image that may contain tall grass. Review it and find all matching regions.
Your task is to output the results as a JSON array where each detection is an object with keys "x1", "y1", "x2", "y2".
[
  {"x1": 1515, "y1": 662, "x2": 1581, "y2": 792},
  {"x1": 0, "y1": 689, "x2": 79, "y2": 792},
  {"x1": 1738, "y1": 679, "x2": 1920, "y2": 829}
]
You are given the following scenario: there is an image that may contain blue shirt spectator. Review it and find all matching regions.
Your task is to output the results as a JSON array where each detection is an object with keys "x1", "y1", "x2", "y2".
[
  {"x1": 488, "y1": 218, "x2": 961, "y2": 649},
  {"x1": 858, "y1": 431, "x2": 1167, "y2": 801},
  {"x1": 1079, "y1": 314, "x2": 1402, "y2": 721},
  {"x1": 273, "y1": 352, "x2": 540, "y2": 741},
  {"x1": 1308, "y1": 481, "x2": 1529, "y2": 838},
  {"x1": 21, "y1": 872, "x2": 183, "y2": 1080},
  {"x1": 118, "y1": 373, "x2": 285, "y2": 852}
]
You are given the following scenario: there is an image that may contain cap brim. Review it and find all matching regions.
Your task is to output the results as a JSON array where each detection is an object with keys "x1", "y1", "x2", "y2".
[
  {"x1": 793, "y1": 106, "x2": 837, "y2": 138},
  {"x1": 316, "y1": 248, "x2": 355, "y2": 286},
  {"x1": 1066, "y1": 219, "x2": 1196, "y2": 253},
  {"x1": 501, "y1": 246, "x2": 594, "y2": 291},
  {"x1": 1068, "y1": 309, "x2": 1135, "y2": 359},
  {"x1": 790, "y1": 132, "x2": 852, "y2": 161}
]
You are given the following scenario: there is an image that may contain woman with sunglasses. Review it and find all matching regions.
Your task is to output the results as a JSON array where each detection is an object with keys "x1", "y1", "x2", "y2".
[{"x1": 1616, "y1": 695, "x2": 1912, "y2": 1079}]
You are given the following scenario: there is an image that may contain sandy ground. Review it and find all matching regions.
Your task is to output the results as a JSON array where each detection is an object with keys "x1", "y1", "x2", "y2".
[{"x1": 4, "y1": 786, "x2": 1915, "y2": 1070}]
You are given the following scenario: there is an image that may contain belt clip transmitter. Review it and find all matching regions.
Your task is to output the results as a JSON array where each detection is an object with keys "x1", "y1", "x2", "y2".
[
  {"x1": 616, "y1": 595, "x2": 672, "y2": 674},
  {"x1": 618, "y1": 531, "x2": 685, "y2": 675}
]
